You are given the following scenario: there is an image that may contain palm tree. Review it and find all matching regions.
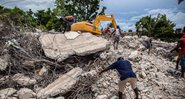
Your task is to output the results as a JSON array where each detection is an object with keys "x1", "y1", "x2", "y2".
[{"x1": 135, "y1": 16, "x2": 155, "y2": 37}]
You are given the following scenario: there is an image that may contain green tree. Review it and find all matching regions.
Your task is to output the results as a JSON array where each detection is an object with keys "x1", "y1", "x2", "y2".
[
  {"x1": 34, "y1": 8, "x2": 62, "y2": 31},
  {"x1": 25, "y1": 9, "x2": 36, "y2": 29},
  {"x1": 154, "y1": 14, "x2": 175, "y2": 38},
  {"x1": 135, "y1": 15, "x2": 156, "y2": 37},
  {"x1": 55, "y1": 0, "x2": 105, "y2": 21},
  {"x1": 135, "y1": 14, "x2": 176, "y2": 41}
]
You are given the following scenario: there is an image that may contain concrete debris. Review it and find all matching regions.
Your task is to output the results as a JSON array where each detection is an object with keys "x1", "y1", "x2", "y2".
[
  {"x1": 17, "y1": 88, "x2": 36, "y2": 99},
  {"x1": 110, "y1": 95, "x2": 118, "y2": 99},
  {"x1": 35, "y1": 28, "x2": 42, "y2": 32},
  {"x1": 64, "y1": 31, "x2": 80, "y2": 40},
  {"x1": 6, "y1": 97, "x2": 17, "y2": 99},
  {"x1": 82, "y1": 70, "x2": 97, "y2": 77},
  {"x1": 1, "y1": 25, "x2": 185, "y2": 99},
  {"x1": 38, "y1": 65, "x2": 48, "y2": 76},
  {"x1": 37, "y1": 67, "x2": 83, "y2": 98},
  {"x1": 96, "y1": 95, "x2": 107, "y2": 99},
  {"x1": 0, "y1": 88, "x2": 17, "y2": 99},
  {"x1": 12, "y1": 73, "x2": 36, "y2": 86},
  {"x1": 128, "y1": 50, "x2": 141, "y2": 62},
  {"x1": 140, "y1": 71, "x2": 147, "y2": 79},
  {"x1": 47, "y1": 96, "x2": 65, "y2": 99},
  {"x1": 39, "y1": 32, "x2": 110, "y2": 62},
  {"x1": 92, "y1": 36, "x2": 185, "y2": 99},
  {"x1": 0, "y1": 55, "x2": 9, "y2": 71},
  {"x1": 0, "y1": 76, "x2": 10, "y2": 82},
  {"x1": 99, "y1": 52, "x2": 107, "y2": 60}
]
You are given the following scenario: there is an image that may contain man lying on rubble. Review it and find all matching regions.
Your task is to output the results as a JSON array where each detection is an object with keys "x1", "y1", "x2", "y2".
[
  {"x1": 99, "y1": 57, "x2": 139, "y2": 99},
  {"x1": 171, "y1": 28, "x2": 185, "y2": 78}
]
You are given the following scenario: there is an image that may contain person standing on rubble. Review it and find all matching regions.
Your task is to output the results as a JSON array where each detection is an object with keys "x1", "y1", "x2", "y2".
[
  {"x1": 60, "y1": 15, "x2": 75, "y2": 32},
  {"x1": 104, "y1": 27, "x2": 111, "y2": 40},
  {"x1": 137, "y1": 22, "x2": 143, "y2": 38},
  {"x1": 99, "y1": 57, "x2": 139, "y2": 99},
  {"x1": 111, "y1": 26, "x2": 122, "y2": 50},
  {"x1": 145, "y1": 37, "x2": 152, "y2": 54},
  {"x1": 171, "y1": 27, "x2": 185, "y2": 78}
]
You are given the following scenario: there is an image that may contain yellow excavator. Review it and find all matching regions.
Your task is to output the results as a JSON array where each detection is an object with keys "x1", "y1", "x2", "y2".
[{"x1": 71, "y1": 15, "x2": 117, "y2": 35}]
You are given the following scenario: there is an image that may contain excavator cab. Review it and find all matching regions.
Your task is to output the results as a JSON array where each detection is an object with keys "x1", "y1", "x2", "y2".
[{"x1": 71, "y1": 15, "x2": 117, "y2": 35}]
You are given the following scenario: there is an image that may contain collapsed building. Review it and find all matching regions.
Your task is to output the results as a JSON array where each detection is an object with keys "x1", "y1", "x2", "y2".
[{"x1": 0, "y1": 22, "x2": 185, "y2": 99}]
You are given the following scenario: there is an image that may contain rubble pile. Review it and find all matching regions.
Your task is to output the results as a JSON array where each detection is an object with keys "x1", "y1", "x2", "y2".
[
  {"x1": 0, "y1": 24, "x2": 110, "y2": 99},
  {"x1": 0, "y1": 22, "x2": 185, "y2": 99},
  {"x1": 91, "y1": 36, "x2": 185, "y2": 99}
]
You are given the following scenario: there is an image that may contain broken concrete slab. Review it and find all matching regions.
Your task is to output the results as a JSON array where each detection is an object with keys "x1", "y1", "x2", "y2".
[
  {"x1": 39, "y1": 32, "x2": 110, "y2": 62},
  {"x1": 37, "y1": 67, "x2": 83, "y2": 98},
  {"x1": 0, "y1": 88, "x2": 17, "y2": 99},
  {"x1": 17, "y1": 88, "x2": 36, "y2": 99},
  {"x1": 64, "y1": 31, "x2": 80, "y2": 40},
  {"x1": 12, "y1": 73, "x2": 36, "y2": 86}
]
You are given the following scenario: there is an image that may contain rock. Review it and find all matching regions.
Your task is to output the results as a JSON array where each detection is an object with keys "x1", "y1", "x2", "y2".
[
  {"x1": 47, "y1": 96, "x2": 65, "y2": 99},
  {"x1": 7, "y1": 97, "x2": 17, "y2": 99},
  {"x1": 37, "y1": 67, "x2": 83, "y2": 98},
  {"x1": 138, "y1": 44, "x2": 145, "y2": 51},
  {"x1": 17, "y1": 88, "x2": 36, "y2": 99},
  {"x1": 140, "y1": 71, "x2": 147, "y2": 79},
  {"x1": 137, "y1": 82, "x2": 145, "y2": 91},
  {"x1": 142, "y1": 95, "x2": 148, "y2": 99},
  {"x1": 110, "y1": 95, "x2": 118, "y2": 99},
  {"x1": 49, "y1": 29, "x2": 55, "y2": 33},
  {"x1": 128, "y1": 42, "x2": 139, "y2": 49},
  {"x1": 96, "y1": 95, "x2": 107, "y2": 99},
  {"x1": 35, "y1": 28, "x2": 42, "y2": 32},
  {"x1": 64, "y1": 31, "x2": 80, "y2": 39},
  {"x1": 128, "y1": 51, "x2": 141, "y2": 62},
  {"x1": 100, "y1": 52, "x2": 107, "y2": 60},
  {"x1": 38, "y1": 65, "x2": 48, "y2": 76},
  {"x1": 82, "y1": 70, "x2": 97, "y2": 77},
  {"x1": 12, "y1": 73, "x2": 36, "y2": 86},
  {"x1": 0, "y1": 56, "x2": 8, "y2": 71},
  {"x1": 153, "y1": 95, "x2": 163, "y2": 99},
  {"x1": 39, "y1": 33, "x2": 110, "y2": 62},
  {"x1": 0, "y1": 88, "x2": 17, "y2": 99},
  {"x1": 0, "y1": 76, "x2": 10, "y2": 82}
]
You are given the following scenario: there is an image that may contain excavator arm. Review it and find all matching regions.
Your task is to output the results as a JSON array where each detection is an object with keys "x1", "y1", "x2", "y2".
[
  {"x1": 93, "y1": 15, "x2": 117, "y2": 30},
  {"x1": 71, "y1": 15, "x2": 117, "y2": 35}
]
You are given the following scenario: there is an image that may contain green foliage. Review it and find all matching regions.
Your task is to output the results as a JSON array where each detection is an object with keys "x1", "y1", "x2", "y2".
[
  {"x1": 34, "y1": 8, "x2": 62, "y2": 31},
  {"x1": 0, "y1": 6, "x2": 36, "y2": 31},
  {"x1": 136, "y1": 15, "x2": 155, "y2": 37},
  {"x1": 135, "y1": 14, "x2": 176, "y2": 41},
  {"x1": 55, "y1": 0, "x2": 105, "y2": 21},
  {"x1": 0, "y1": 0, "x2": 105, "y2": 31},
  {"x1": 154, "y1": 14, "x2": 175, "y2": 38}
]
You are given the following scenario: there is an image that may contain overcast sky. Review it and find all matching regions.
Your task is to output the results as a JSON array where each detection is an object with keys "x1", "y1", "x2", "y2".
[
  {"x1": 101, "y1": 0, "x2": 185, "y2": 31},
  {"x1": 1, "y1": 0, "x2": 185, "y2": 31}
]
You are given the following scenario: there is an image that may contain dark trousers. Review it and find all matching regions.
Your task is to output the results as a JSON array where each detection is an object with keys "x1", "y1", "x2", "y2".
[
  {"x1": 181, "y1": 66, "x2": 185, "y2": 77},
  {"x1": 114, "y1": 36, "x2": 120, "y2": 50}
]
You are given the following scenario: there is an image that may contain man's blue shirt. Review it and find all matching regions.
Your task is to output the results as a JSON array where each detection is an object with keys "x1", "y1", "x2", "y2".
[{"x1": 108, "y1": 59, "x2": 136, "y2": 80}]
